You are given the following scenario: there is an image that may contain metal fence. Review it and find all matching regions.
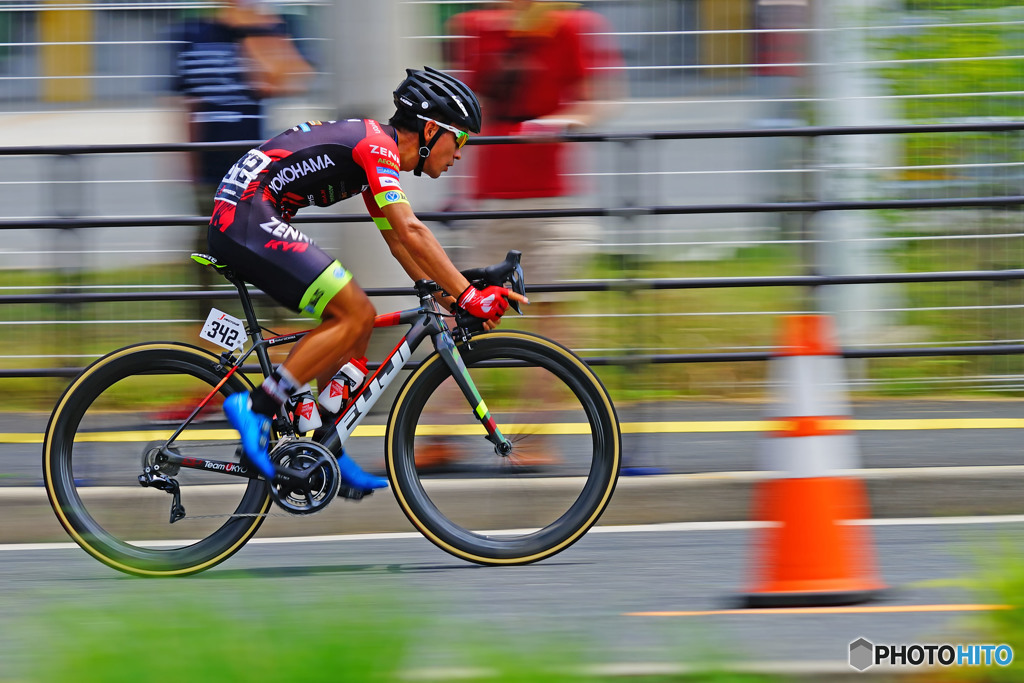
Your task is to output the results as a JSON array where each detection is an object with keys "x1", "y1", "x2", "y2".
[
  {"x1": 0, "y1": 0, "x2": 1023, "y2": 401},
  {"x1": 1, "y1": 120, "x2": 1023, "y2": 404}
]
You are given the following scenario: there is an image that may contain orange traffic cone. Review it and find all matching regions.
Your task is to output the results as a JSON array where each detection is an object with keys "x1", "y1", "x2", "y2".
[{"x1": 741, "y1": 314, "x2": 886, "y2": 607}]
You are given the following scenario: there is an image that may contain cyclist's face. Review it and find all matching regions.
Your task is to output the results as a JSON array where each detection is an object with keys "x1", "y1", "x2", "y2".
[{"x1": 423, "y1": 122, "x2": 468, "y2": 179}]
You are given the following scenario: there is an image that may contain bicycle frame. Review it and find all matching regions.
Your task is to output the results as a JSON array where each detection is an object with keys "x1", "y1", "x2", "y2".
[{"x1": 161, "y1": 270, "x2": 512, "y2": 480}]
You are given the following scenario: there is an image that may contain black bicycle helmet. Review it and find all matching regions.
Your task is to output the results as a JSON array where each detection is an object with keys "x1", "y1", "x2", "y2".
[{"x1": 393, "y1": 66, "x2": 482, "y2": 134}]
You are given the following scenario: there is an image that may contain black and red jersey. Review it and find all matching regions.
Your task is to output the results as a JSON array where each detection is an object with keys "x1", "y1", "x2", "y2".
[{"x1": 212, "y1": 118, "x2": 409, "y2": 231}]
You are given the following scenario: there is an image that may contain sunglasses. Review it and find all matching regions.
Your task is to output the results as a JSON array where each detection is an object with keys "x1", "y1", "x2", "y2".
[{"x1": 417, "y1": 115, "x2": 470, "y2": 149}]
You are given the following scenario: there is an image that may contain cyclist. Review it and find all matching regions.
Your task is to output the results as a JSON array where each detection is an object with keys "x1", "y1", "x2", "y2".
[{"x1": 208, "y1": 66, "x2": 527, "y2": 492}]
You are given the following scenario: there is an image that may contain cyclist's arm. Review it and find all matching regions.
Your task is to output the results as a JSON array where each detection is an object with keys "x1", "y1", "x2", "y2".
[
  {"x1": 354, "y1": 128, "x2": 469, "y2": 299},
  {"x1": 377, "y1": 201, "x2": 470, "y2": 301},
  {"x1": 354, "y1": 128, "x2": 525, "y2": 319},
  {"x1": 376, "y1": 222, "x2": 457, "y2": 311}
]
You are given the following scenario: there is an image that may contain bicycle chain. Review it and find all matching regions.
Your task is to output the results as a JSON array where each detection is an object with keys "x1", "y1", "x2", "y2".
[{"x1": 175, "y1": 512, "x2": 292, "y2": 521}]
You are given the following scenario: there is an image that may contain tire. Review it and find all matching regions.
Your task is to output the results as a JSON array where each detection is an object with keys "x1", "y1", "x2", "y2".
[
  {"x1": 42, "y1": 342, "x2": 271, "y2": 577},
  {"x1": 385, "y1": 331, "x2": 620, "y2": 564}
]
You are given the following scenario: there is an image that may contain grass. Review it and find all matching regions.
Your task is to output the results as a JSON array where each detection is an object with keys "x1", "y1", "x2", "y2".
[
  {"x1": 940, "y1": 540, "x2": 1024, "y2": 682},
  {"x1": 12, "y1": 582, "x2": 783, "y2": 683},
  {"x1": 21, "y1": 584, "x2": 419, "y2": 682}
]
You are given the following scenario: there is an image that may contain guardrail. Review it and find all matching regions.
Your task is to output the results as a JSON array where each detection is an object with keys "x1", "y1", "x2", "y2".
[{"x1": 1, "y1": 120, "x2": 1023, "y2": 380}]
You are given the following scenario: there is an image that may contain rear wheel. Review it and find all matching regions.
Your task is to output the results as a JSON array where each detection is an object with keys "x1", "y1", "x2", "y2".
[
  {"x1": 42, "y1": 342, "x2": 271, "y2": 576},
  {"x1": 385, "y1": 331, "x2": 620, "y2": 564}
]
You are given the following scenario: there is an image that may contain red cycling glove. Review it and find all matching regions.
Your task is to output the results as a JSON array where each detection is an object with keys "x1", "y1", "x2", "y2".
[{"x1": 457, "y1": 285, "x2": 511, "y2": 321}]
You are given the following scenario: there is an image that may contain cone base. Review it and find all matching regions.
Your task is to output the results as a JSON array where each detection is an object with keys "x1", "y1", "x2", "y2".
[{"x1": 740, "y1": 587, "x2": 886, "y2": 609}]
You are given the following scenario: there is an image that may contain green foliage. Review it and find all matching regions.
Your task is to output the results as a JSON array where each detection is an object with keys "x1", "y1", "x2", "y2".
[
  {"x1": 577, "y1": 247, "x2": 799, "y2": 402},
  {"x1": 957, "y1": 540, "x2": 1024, "y2": 682},
  {"x1": 905, "y1": 0, "x2": 1021, "y2": 11},
  {"x1": 872, "y1": 4, "x2": 1024, "y2": 177},
  {"x1": 26, "y1": 584, "x2": 419, "y2": 682},
  {"x1": 17, "y1": 581, "x2": 782, "y2": 683}
]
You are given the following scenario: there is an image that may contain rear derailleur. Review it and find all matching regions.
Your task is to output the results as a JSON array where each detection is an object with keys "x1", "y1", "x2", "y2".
[
  {"x1": 138, "y1": 469, "x2": 186, "y2": 524},
  {"x1": 139, "y1": 443, "x2": 185, "y2": 523}
]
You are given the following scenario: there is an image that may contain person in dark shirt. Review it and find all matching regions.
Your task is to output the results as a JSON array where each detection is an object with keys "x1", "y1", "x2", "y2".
[
  {"x1": 172, "y1": 0, "x2": 310, "y2": 306},
  {"x1": 211, "y1": 67, "x2": 526, "y2": 493}
]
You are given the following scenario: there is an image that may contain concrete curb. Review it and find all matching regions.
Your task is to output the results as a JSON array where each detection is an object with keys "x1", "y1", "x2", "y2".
[{"x1": 6, "y1": 466, "x2": 1024, "y2": 545}]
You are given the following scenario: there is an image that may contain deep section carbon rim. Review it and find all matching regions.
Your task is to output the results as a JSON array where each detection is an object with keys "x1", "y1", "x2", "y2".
[
  {"x1": 386, "y1": 332, "x2": 620, "y2": 564},
  {"x1": 42, "y1": 343, "x2": 271, "y2": 576}
]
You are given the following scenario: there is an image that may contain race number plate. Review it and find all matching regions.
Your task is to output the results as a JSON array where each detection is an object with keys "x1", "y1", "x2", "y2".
[{"x1": 201, "y1": 308, "x2": 248, "y2": 350}]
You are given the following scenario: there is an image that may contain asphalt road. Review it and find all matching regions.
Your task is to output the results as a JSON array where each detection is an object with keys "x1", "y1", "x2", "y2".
[{"x1": 2, "y1": 518, "x2": 1021, "y2": 680}]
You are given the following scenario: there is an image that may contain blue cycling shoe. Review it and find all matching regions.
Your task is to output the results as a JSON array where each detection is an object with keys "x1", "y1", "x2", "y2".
[
  {"x1": 224, "y1": 392, "x2": 275, "y2": 480},
  {"x1": 336, "y1": 450, "x2": 388, "y2": 491}
]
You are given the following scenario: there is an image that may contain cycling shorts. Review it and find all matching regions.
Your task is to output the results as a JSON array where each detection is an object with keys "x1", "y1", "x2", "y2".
[{"x1": 207, "y1": 198, "x2": 353, "y2": 318}]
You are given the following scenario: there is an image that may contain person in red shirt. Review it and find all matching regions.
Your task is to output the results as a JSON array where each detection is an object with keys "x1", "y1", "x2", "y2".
[
  {"x1": 418, "y1": 1, "x2": 623, "y2": 469},
  {"x1": 447, "y1": 0, "x2": 623, "y2": 202}
]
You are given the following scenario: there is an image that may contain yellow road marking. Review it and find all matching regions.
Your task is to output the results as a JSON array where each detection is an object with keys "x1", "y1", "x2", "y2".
[
  {"x1": 623, "y1": 418, "x2": 1024, "y2": 433},
  {"x1": 626, "y1": 604, "x2": 1011, "y2": 617},
  {"x1": 7, "y1": 417, "x2": 1024, "y2": 444}
]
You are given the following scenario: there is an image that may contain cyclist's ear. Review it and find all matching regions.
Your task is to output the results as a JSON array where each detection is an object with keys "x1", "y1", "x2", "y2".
[{"x1": 422, "y1": 119, "x2": 440, "y2": 139}]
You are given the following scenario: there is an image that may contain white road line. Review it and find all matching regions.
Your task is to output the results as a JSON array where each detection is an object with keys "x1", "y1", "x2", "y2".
[{"x1": 6, "y1": 515, "x2": 1024, "y2": 552}]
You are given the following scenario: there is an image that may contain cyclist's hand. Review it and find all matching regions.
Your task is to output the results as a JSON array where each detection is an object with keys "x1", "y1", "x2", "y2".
[{"x1": 457, "y1": 285, "x2": 511, "y2": 322}]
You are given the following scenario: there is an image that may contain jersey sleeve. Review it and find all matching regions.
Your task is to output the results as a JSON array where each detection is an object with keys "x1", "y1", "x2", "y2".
[
  {"x1": 352, "y1": 120, "x2": 409, "y2": 230},
  {"x1": 361, "y1": 189, "x2": 390, "y2": 230}
]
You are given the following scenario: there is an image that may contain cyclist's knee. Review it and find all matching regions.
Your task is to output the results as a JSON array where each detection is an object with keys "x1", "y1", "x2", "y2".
[
  {"x1": 351, "y1": 291, "x2": 376, "y2": 330},
  {"x1": 322, "y1": 286, "x2": 375, "y2": 331}
]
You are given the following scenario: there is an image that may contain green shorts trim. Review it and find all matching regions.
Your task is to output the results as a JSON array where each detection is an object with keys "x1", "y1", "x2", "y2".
[{"x1": 298, "y1": 260, "x2": 353, "y2": 319}]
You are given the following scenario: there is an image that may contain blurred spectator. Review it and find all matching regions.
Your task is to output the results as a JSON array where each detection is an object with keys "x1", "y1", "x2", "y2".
[
  {"x1": 753, "y1": 0, "x2": 808, "y2": 108},
  {"x1": 445, "y1": 0, "x2": 624, "y2": 311},
  {"x1": 171, "y1": 0, "x2": 311, "y2": 307},
  {"x1": 420, "y1": 0, "x2": 624, "y2": 470}
]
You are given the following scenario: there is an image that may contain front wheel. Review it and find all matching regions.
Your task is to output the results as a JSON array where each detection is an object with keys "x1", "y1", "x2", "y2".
[
  {"x1": 385, "y1": 331, "x2": 621, "y2": 564},
  {"x1": 42, "y1": 342, "x2": 271, "y2": 577}
]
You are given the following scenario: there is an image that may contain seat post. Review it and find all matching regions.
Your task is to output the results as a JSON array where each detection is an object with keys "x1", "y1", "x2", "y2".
[{"x1": 224, "y1": 272, "x2": 275, "y2": 379}]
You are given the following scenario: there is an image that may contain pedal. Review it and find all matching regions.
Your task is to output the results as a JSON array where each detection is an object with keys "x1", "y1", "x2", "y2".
[{"x1": 337, "y1": 484, "x2": 371, "y2": 501}]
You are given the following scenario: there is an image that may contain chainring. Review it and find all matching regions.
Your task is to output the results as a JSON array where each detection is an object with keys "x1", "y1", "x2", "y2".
[{"x1": 268, "y1": 438, "x2": 341, "y2": 515}]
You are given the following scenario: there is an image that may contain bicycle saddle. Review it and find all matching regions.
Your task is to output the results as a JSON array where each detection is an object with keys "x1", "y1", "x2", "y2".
[{"x1": 191, "y1": 253, "x2": 238, "y2": 283}]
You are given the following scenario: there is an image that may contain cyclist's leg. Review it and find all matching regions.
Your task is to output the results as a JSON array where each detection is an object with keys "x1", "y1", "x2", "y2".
[
  {"x1": 283, "y1": 281, "x2": 375, "y2": 392},
  {"x1": 279, "y1": 277, "x2": 386, "y2": 491},
  {"x1": 210, "y1": 201, "x2": 382, "y2": 488}
]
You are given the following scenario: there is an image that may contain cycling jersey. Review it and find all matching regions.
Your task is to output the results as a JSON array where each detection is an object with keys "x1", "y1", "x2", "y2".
[{"x1": 207, "y1": 118, "x2": 409, "y2": 316}]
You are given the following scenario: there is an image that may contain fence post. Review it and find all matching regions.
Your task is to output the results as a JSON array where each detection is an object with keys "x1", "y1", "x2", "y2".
[
  {"x1": 614, "y1": 135, "x2": 663, "y2": 475},
  {"x1": 50, "y1": 153, "x2": 85, "y2": 384}
]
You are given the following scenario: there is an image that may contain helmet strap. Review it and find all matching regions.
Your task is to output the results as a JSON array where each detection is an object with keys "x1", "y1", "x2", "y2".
[{"x1": 414, "y1": 124, "x2": 444, "y2": 177}]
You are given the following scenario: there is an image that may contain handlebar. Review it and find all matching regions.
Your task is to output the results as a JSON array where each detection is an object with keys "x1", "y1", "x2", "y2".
[{"x1": 455, "y1": 250, "x2": 526, "y2": 334}]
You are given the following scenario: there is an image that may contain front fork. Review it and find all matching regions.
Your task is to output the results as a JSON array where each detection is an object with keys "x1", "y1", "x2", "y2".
[{"x1": 434, "y1": 329, "x2": 513, "y2": 456}]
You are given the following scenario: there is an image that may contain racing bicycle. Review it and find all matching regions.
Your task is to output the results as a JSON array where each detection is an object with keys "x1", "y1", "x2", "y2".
[{"x1": 42, "y1": 251, "x2": 621, "y2": 576}]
